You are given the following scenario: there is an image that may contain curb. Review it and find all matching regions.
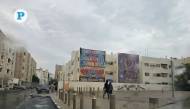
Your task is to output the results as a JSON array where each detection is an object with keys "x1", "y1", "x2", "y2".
[{"x1": 50, "y1": 96, "x2": 62, "y2": 109}]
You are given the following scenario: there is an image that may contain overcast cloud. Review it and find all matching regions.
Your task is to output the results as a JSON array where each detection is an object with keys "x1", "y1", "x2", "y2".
[{"x1": 0, "y1": 0, "x2": 190, "y2": 73}]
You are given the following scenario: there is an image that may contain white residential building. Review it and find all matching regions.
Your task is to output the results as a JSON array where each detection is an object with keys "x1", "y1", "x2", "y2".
[
  {"x1": 49, "y1": 73, "x2": 55, "y2": 80},
  {"x1": 36, "y1": 68, "x2": 45, "y2": 84}
]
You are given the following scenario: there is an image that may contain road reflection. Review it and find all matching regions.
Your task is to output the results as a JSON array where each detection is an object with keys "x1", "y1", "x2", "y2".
[{"x1": 0, "y1": 89, "x2": 36, "y2": 109}]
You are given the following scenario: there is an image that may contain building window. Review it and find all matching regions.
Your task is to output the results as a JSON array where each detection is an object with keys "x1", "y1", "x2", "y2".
[
  {"x1": 22, "y1": 66, "x2": 24, "y2": 70},
  {"x1": 161, "y1": 73, "x2": 168, "y2": 77},
  {"x1": 162, "y1": 82, "x2": 168, "y2": 85},
  {"x1": 161, "y1": 64, "x2": 168, "y2": 69},
  {"x1": 156, "y1": 64, "x2": 160, "y2": 67},
  {"x1": 156, "y1": 74, "x2": 161, "y2": 77},
  {"x1": 0, "y1": 67, "x2": 2, "y2": 72},
  {"x1": 169, "y1": 74, "x2": 171, "y2": 78},
  {"x1": 150, "y1": 63, "x2": 155, "y2": 67},
  {"x1": 115, "y1": 61, "x2": 116, "y2": 64},
  {"x1": 7, "y1": 69, "x2": 10, "y2": 74},
  {"x1": 157, "y1": 83, "x2": 161, "y2": 85},
  {"x1": 7, "y1": 58, "x2": 11, "y2": 64},
  {"x1": 144, "y1": 63, "x2": 149, "y2": 66},
  {"x1": 1, "y1": 55, "x2": 4, "y2": 59},
  {"x1": 145, "y1": 82, "x2": 150, "y2": 84},
  {"x1": 9, "y1": 48, "x2": 12, "y2": 53},
  {"x1": 145, "y1": 72, "x2": 149, "y2": 76}
]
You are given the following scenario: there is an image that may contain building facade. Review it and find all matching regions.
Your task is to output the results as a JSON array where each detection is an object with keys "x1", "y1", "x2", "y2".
[
  {"x1": 14, "y1": 47, "x2": 29, "y2": 84},
  {"x1": 181, "y1": 57, "x2": 190, "y2": 64},
  {"x1": 55, "y1": 65, "x2": 62, "y2": 80},
  {"x1": 139, "y1": 56, "x2": 183, "y2": 85},
  {"x1": 0, "y1": 30, "x2": 37, "y2": 87},
  {"x1": 59, "y1": 48, "x2": 184, "y2": 87},
  {"x1": 61, "y1": 48, "x2": 139, "y2": 83},
  {"x1": 43, "y1": 70, "x2": 49, "y2": 84},
  {"x1": 36, "y1": 68, "x2": 44, "y2": 84},
  {"x1": 14, "y1": 46, "x2": 37, "y2": 85},
  {"x1": 0, "y1": 30, "x2": 16, "y2": 87},
  {"x1": 49, "y1": 73, "x2": 55, "y2": 80},
  {"x1": 36, "y1": 68, "x2": 50, "y2": 85}
]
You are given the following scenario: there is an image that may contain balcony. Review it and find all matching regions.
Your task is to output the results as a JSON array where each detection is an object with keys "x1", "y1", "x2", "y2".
[
  {"x1": 161, "y1": 64, "x2": 168, "y2": 69},
  {"x1": 106, "y1": 71, "x2": 113, "y2": 75},
  {"x1": 106, "y1": 61, "x2": 113, "y2": 65},
  {"x1": 154, "y1": 73, "x2": 168, "y2": 77}
]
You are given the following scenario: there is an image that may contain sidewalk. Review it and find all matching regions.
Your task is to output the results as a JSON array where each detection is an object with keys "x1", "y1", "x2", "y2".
[{"x1": 44, "y1": 91, "x2": 190, "y2": 109}]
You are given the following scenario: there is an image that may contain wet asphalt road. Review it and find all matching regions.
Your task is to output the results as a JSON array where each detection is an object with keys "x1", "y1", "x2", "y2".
[
  {"x1": 17, "y1": 96, "x2": 57, "y2": 109},
  {"x1": 0, "y1": 89, "x2": 36, "y2": 109}
]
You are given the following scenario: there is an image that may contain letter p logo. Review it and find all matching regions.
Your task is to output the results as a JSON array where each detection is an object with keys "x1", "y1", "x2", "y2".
[
  {"x1": 17, "y1": 12, "x2": 25, "y2": 20},
  {"x1": 14, "y1": 9, "x2": 28, "y2": 23}
]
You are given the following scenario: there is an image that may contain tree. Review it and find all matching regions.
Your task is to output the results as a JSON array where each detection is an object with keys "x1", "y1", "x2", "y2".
[
  {"x1": 49, "y1": 78, "x2": 58, "y2": 85},
  {"x1": 32, "y1": 74, "x2": 40, "y2": 83},
  {"x1": 175, "y1": 63, "x2": 190, "y2": 91}
]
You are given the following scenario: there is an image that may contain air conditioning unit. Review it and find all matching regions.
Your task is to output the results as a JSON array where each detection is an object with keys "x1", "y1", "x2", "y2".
[{"x1": 110, "y1": 72, "x2": 113, "y2": 75}]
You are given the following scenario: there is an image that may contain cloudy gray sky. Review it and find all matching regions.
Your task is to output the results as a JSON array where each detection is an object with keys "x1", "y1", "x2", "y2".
[{"x1": 0, "y1": 0, "x2": 190, "y2": 74}]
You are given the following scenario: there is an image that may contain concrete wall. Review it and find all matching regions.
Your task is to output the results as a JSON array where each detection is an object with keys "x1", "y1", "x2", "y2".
[{"x1": 58, "y1": 81, "x2": 171, "y2": 91}]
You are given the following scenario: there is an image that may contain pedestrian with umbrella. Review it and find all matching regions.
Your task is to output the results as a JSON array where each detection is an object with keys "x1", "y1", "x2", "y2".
[
  {"x1": 103, "y1": 78, "x2": 114, "y2": 98},
  {"x1": 108, "y1": 82, "x2": 113, "y2": 95},
  {"x1": 103, "y1": 80, "x2": 109, "y2": 98}
]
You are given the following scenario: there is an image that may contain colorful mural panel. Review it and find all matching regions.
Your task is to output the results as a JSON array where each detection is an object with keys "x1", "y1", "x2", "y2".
[
  {"x1": 118, "y1": 53, "x2": 139, "y2": 83},
  {"x1": 79, "y1": 48, "x2": 106, "y2": 82},
  {"x1": 79, "y1": 68, "x2": 105, "y2": 82}
]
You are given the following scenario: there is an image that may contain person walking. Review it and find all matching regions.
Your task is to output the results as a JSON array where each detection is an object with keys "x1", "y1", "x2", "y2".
[
  {"x1": 108, "y1": 82, "x2": 113, "y2": 95},
  {"x1": 103, "y1": 80, "x2": 109, "y2": 98}
]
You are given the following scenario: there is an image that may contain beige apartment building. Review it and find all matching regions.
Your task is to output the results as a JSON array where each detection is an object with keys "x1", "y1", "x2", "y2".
[
  {"x1": 14, "y1": 46, "x2": 37, "y2": 85},
  {"x1": 55, "y1": 65, "x2": 62, "y2": 80},
  {"x1": 61, "y1": 49, "x2": 118, "y2": 82},
  {"x1": 59, "y1": 48, "x2": 184, "y2": 86},
  {"x1": 27, "y1": 53, "x2": 37, "y2": 82},
  {"x1": 139, "y1": 56, "x2": 183, "y2": 85},
  {"x1": 181, "y1": 57, "x2": 190, "y2": 64},
  {"x1": 0, "y1": 30, "x2": 16, "y2": 87},
  {"x1": 0, "y1": 30, "x2": 37, "y2": 87},
  {"x1": 14, "y1": 47, "x2": 29, "y2": 84}
]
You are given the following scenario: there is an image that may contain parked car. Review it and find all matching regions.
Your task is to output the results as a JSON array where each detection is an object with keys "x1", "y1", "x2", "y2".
[
  {"x1": 13, "y1": 84, "x2": 26, "y2": 90},
  {"x1": 37, "y1": 84, "x2": 49, "y2": 93}
]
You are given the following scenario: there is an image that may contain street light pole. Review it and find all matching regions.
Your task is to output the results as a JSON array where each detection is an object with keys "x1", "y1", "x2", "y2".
[{"x1": 171, "y1": 60, "x2": 174, "y2": 98}]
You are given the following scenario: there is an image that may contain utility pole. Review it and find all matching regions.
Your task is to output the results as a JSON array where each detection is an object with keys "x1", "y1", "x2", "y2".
[{"x1": 171, "y1": 59, "x2": 174, "y2": 98}]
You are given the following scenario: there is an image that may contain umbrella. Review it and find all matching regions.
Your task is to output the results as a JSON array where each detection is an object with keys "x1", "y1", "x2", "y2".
[{"x1": 106, "y1": 78, "x2": 114, "y2": 82}]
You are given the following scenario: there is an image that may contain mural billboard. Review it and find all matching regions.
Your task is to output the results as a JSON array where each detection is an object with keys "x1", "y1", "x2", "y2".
[
  {"x1": 79, "y1": 48, "x2": 106, "y2": 82},
  {"x1": 118, "y1": 53, "x2": 139, "y2": 83}
]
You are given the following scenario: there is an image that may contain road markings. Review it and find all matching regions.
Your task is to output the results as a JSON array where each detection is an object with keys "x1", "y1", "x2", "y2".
[{"x1": 16, "y1": 97, "x2": 29, "y2": 108}]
